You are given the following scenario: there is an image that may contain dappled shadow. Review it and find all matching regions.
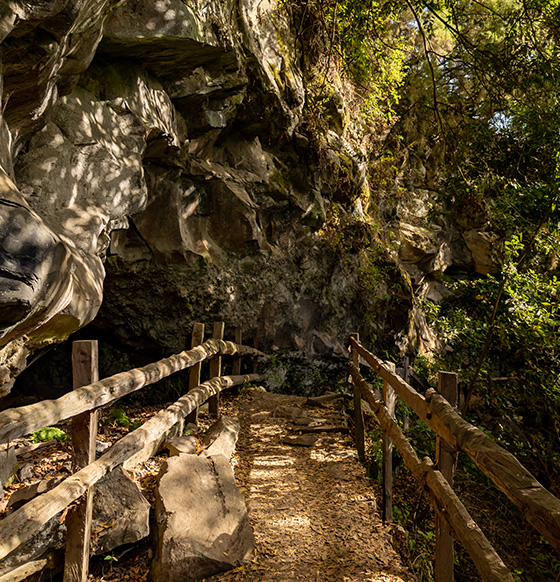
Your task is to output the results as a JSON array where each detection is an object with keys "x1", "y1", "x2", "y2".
[
  {"x1": 0, "y1": 169, "x2": 103, "y2": 361},
  {"x1": 212, "y1": 389, "x2": 412, "y2": 582}
]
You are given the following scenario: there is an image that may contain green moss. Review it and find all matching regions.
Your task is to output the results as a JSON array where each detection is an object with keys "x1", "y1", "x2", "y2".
[
  {"x1": 269, "y1": 169, "x2": 290, "y2": 197},
  {"x1": 268, "y1": 63, "x2": 285, "y2": 91},
  {"x1": 28, "y1": 314, "x2": 82, "y2": 350},
  {"x1": 30, "y1": 427, "x2": 69, "y2": 443},
  {"x1": 107, "y1": 409, "x2": 131, "y2": 427}
]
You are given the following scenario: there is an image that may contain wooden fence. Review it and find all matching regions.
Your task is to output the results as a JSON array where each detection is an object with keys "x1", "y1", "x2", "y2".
[
  {"x1": 347, "y1": 334, "x2": 560, "y2": 582},
  {"x1": 0, "y1": 322, "x2": 265, "y2": 582}
]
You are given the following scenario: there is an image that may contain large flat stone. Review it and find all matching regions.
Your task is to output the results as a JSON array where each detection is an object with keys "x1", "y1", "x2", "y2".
[{"x1": 152, "y1": 454, "x2": 255, "y2": 582}]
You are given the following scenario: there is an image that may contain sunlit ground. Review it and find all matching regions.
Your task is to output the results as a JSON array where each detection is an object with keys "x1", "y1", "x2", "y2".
[{"x1": 210, "y1": 388, "x2": 412, "y2": 582}]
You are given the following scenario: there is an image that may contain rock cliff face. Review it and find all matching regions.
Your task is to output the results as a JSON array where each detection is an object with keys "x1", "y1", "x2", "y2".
[{"x1": 0, "y1": 0, "x2": 495, "y2": 397}]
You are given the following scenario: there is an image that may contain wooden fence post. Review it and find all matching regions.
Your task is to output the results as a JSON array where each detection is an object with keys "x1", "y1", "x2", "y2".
[
  {"x1": 349, "y1": 334, "x2": 365, "y2": 463},
  {"x1": 402, "y1": 357, "x2": 410, "y2": 433},
  {"x1": 383, "y1": 361, "x2": 397, "y2": 522},
  {"x1": 231, "y1": 328, "x2": 243, "y2": 397},
  {"x1": 64, "y1": 341, "x2": 99, "y2": 582},
  {"x1": 186, "y1": 323, "x2": 205, "y2": 424},
  {"x1": 435, "y1": 371, "x2": 459, "y2": 582},
  {"x1": 232, "y1": 328, "x2": 242, "y2": 376},
  {"x1": 208, "y1": 321, "x2": 225, "y2": 417}
]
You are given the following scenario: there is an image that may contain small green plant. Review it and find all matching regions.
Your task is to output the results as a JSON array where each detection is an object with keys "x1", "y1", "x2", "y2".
[
  {"x1": 30, "y1": 427, "x2": 69, "y2": 443},
  {"x1": 107, "y1": 409, "x2": 131, "y2": 427},
  {"x1": 104, "y1": 554, "x2": 118, "y2": 572}
]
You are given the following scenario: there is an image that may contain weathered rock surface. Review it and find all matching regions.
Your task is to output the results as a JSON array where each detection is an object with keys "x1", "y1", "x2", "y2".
[
  {"x1": 15, "y1": 86, "x2": 148, "y2": 256},
  {"x1": 273, "y1": 405, "x2": 305, "y2": 420},
  {"x1": 165, "y1": 435, "x2": 197, "y2": 456},
  {"x1": 0, "y1": 445, "x2": 17, "y2": 489},
  {"x1": 0, "y1": 466, "x2": 150, "y2": 578},
  {"x1": 281, "y1": 434, "x2": 319, "y2": 447},
  {"x1": 0, "y1": 0, "x2": 503, "y2": 397},
  {"x1": 0, "y1": 170, "x2": 103, "y2": 395},
  {"x1": 306, "y1": 392, "x2": 342, "y2": 407},
  {"x1": 0, "y1": 0, "x2": 358, "y2": 396},
  {"x1": 152, "y1": 454, "x2": 255, "y2": 582},
  {"x1": 295, "y1": 423, "x2": 348, "y2": 434},
  {"x1": 92, "y1": 465, "x2": 151, "y2": 554},
  {"x1": 1, "y1": 0, "x2": 122, "y2": 152},
  {"x1": 199, "y1": 416, "x2": 240, "y2": 459}
]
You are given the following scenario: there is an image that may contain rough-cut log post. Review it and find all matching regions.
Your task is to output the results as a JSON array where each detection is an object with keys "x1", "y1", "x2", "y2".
[
  {"x1": 230, "y1": 329, "x2": 243, "y2": 398},
  {"x1": 186, "y1": 323, "x2": 205, "y2": 425},
  {"x1": 383, "y1": 361, "x2": 397, "y2": 522},
  {"x1": 435, "y1": 371, "x2": 459, "y2": 582},
  {"x1": 350, "y1": 338, "x2": 560, "y2": 552},
  {"x1": 208, "y1": 322, "x2": 225, "y2": 417},
  {"x1": 64, "y1": 341, "x2": 98, "y2": 582},
  {"x1": 346, "y1": 362, "x2": 514, "y2": 582},
  {"x1": 349, "y1": 333, "x2": 365, "y2": 463},
  {"x1": 0, "y1": 373, "x2": 266, "y2": 562},
  {"x1": 232, "y1": 329, "x2": 242, "y2": 376},
  {"x1": 402, "y1": 357, "x2": 410, "y2": 433}
]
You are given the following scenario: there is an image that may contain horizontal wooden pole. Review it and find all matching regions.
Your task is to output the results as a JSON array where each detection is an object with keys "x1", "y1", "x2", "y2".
[
  {"x1": 0, "y1": 373, "x2": 265, "y2": 561},
  {"x1": 347, "y1": 362, "x2": 514, "y2": 582},
  {"x1": 426, "y1": 388, "x2": 560, "y2": 554},
  {"x1": 351, "y1": 338, "x2": 428, "y2": 418},
  {"x1": 350, "y1": 338, "x2": 560, "y2": 553},
  {"x1": 0, "y1": 340, "x2": 264, "y2": 443},
  {"x1": 0, "y1": 554, "x2": 56, "y2": 582}
]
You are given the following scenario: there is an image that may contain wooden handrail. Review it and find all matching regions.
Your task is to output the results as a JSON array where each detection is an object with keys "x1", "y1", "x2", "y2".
[
  {"x1": 347, "y1": 362, "x2": 514, "y2": 582},
  {"x1": 350, "y1": 337, "x2": 560, "y2": 553},
  {"x1": 350, "y1": 338, "x2": 428, "y2": 417},
  {"x1": 0, "y1": 372, "x2": 264, "y2": 561},
  {"x1": 0, "y1": 340, "x2": 263, "y2": 444}
]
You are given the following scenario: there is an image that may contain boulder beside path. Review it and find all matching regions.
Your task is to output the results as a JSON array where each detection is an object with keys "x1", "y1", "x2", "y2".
[{"x1": 152, "y1": 454, "x2": 255, "y2": 582}]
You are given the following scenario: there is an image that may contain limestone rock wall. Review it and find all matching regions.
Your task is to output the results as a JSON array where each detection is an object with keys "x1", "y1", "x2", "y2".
[
  {"x1": 0, "y1": 0, "x2": 497, "y2": 397},
  {"x1": 0, "y1": 0, "x2": 356, "y2": 395}
]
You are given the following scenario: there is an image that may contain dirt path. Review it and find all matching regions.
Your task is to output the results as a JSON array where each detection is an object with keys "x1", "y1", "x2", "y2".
[
  {"x1": 208, "y1": 387, "x2": 412, "y2": 582},
  {"x1": 0, "y1": 388, "x2": 412, "y2": 582}
]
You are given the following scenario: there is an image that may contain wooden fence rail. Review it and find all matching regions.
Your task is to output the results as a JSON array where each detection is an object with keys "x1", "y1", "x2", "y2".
[
  {"x1": 348, "y1": 335, "x2": 560, "y2": 582},
  {"x1": 349, "y1": 337, "x2": 560, "y2": 554},
  {"x1": 347, "y1": 362, "x2": 514, "y2": 582},
  {"x1": 0, "y1": 339, "x2": 263, "y2": 444},
  {"x1": 0, "y1": 322, "x2": 266, "y2": 582},
  {"x1": 0, "y1": 372, "x2": 263, "y2": 563}
]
